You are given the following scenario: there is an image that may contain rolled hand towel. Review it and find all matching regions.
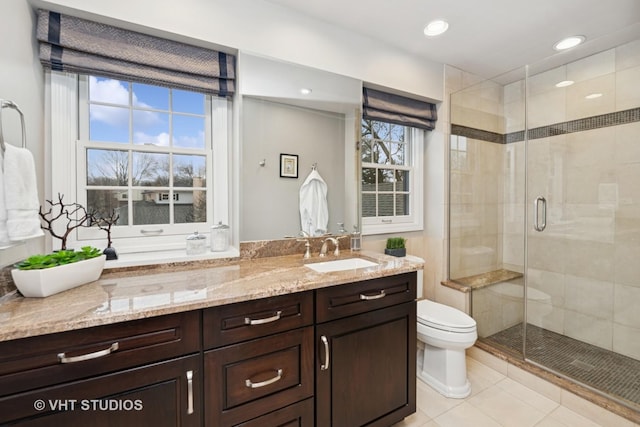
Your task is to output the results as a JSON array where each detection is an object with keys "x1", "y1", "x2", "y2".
[{"x1": 3, "y1": 144, "x2": 44, "y2": 241}]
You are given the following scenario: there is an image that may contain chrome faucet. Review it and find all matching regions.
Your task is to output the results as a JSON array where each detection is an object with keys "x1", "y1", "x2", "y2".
[{"x1": 319, "y1": 237, "x2": 339, "y2": 257}]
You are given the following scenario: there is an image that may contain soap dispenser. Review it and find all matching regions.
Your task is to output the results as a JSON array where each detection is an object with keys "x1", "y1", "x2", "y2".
[{"x1": 350, "y1": 225, "x2": 361, "y2": 251}]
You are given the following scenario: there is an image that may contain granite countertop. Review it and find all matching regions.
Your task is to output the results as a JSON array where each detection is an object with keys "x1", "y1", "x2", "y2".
[{"x1": 0, "y1": 251, "x2": 422, "y2": 342}]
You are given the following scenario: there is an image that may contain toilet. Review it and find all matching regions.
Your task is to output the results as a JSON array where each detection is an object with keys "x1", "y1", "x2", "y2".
[{"x1": 408, "y1": 256, "x2": 477, "y2": 398}]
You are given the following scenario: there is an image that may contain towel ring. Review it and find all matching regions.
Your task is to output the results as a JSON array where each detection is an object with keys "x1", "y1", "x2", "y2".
[{"x1": 0, "y1": 99, "x2": 27, "y2": 154}]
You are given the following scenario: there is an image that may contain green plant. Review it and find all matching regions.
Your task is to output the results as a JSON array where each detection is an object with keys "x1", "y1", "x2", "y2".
[
  {"x1": 15, "y1": 246, "x2": 102, "y2": 270},
  {"x1": 385, "y1": 237, "x2": 406, "y2": 250}
]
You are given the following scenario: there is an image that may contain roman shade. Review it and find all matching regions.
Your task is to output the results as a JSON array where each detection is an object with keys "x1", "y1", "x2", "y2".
[
  {"x1": 362, "y1": 87, "x2": 437, "y2": 131},
  {"x1": 36, "y1": 10, "x2": 235, "y2": 97}
]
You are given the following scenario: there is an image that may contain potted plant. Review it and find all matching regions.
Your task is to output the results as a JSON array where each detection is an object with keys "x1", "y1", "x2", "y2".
[
  {"x1": 11, "y1": 194, "x2": 106, "y2": 297},
  {"x1": 11, "y1": 246, "x2": 105, "y2": 297},
  {"x1": 385, "y1": 237, "x2": 407, "y2": 257}
]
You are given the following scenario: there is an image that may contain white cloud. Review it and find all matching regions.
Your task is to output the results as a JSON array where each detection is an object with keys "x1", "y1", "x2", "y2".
[
  {"x1": 174, "y1": 131, "x2": 205, "y2": 149},
  {"x1": 89, "y1": 77, "x2": 162, "y2": 129},
  {"x1": 134, "y1": 131, "x2": 170, "y2": 146}
]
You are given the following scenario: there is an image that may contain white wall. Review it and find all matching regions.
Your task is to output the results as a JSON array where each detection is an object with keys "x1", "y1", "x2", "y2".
[{"x1": 0, "y1": 1, "x2": 45, "y2": 267}]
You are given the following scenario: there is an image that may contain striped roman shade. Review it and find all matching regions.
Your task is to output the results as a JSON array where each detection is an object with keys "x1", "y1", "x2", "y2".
[
  {"x1": 36, "y1": 10, "x2": 236, "y2": 97},
  {"x1": 362, "y1": 87, "x2": 437, "y2": 131}
]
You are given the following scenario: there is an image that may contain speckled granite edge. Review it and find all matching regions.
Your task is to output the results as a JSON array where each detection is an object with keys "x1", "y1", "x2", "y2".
[{"x1": 442, "y1": 269, "x2": 523, "y2": 292}]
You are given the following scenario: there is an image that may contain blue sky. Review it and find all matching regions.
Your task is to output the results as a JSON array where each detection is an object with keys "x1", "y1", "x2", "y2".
[{"x1": 89, "y1": 77, "x2": 206, "y2": 149}]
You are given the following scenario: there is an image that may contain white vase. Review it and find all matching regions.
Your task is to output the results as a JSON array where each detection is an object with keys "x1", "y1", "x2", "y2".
[{"x1": 11, "y1": 255, "x2": 106, "y2": 298}]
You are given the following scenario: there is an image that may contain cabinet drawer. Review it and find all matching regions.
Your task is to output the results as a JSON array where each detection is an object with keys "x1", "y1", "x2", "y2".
[
  {"x1": 0, "y1": 354, "x2": 201, "y2": 426},
  {"x1": 203, "y1": 291, "x2": 313, "y2": 349},
  {"x1": 0, "y1": 311, "x2": 200, "y2": 397},
  {"x1": 205, "y1": 327, "x2": 314, "y2": 427},
  {"x1": 234, "y1": 398, "x2": 314, "y2": 427},
  {"x1": 316, "y1": 272, "x2": 416, "y2": 323}
]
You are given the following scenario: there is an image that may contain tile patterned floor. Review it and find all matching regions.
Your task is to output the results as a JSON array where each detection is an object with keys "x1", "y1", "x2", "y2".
[
  {"x1": 484, "y1": 323, "x2": 640, "y2": 409},
  {"x1": 393, "y1": 348, "x2": 640, "y2": 427}
]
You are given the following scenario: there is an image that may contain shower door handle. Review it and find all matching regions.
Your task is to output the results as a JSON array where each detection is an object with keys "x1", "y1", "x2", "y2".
[{"x1": 534, "y1": 196, "x2": 547, "y2": 232}]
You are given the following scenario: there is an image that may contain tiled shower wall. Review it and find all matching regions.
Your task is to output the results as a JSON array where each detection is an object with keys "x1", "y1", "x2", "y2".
[
  {"x1": 450, "y1": 39, "x2": 640, "y2": 360},
  {"x1": 524, "y1": 40, "x2": 640, "y2": 360}
]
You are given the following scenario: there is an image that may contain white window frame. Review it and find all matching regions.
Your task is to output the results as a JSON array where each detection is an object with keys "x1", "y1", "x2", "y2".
[
  {"x1": 361, "y1": 125, "x2": 424, "y2": 235},
  {"x1": 46, "y1": 71, "x2": 235, "y2": 258}
]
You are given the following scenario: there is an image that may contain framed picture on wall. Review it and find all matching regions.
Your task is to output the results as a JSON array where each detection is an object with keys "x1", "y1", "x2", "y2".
[{"x1": 280, "y1": 153, "x2": 298, "y2": 178}]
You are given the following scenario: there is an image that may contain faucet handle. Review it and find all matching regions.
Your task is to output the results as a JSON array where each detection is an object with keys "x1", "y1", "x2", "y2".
[{"x1": 296, "y1": 238, "x2": 311, "y2": 259}]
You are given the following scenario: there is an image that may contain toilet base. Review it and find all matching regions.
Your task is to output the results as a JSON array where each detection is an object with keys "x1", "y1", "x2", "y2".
[
  {"x1": 417, "y1": 368, "x2": 471, "y2": 399},
  {"x1": 416, "y1": 342, "x2": 472, "y2": 399}
]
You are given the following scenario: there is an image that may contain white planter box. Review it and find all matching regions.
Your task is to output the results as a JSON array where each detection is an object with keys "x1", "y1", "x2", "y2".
[{"x1": 11, "y1": 255, "x2": 106, "y2": 298}]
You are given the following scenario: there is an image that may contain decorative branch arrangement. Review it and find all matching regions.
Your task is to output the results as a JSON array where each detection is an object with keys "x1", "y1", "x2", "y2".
[
  {"x1": 37, "y1": 193, "x2": 119, "y2": 260},
  {"x1": 90, "y1": 210, "x2": 119, "y2": 249},
  {"x1": 90, "y1": 209, "x2": 120, "y2": 260},
  {"x1": 39, "y1": 193, "x2": 91, "y2": 251}
]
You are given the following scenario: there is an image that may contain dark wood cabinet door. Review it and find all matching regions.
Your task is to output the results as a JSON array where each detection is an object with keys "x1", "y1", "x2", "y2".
[
  {"x1": 0, "y1": 354, "x2": 201, "y2": 426},
  {"x1": 316, "y1": 302, "x2": 416, "y2": 427}
]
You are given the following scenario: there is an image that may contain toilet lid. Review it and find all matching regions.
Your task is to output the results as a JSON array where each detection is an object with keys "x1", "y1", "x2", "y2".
[{"x1": 417, "y1": 299, "x2": 476, "y2": 332}]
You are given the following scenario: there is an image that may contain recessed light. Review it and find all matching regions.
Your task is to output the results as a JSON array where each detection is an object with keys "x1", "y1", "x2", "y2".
[
  {"x1": 585, "y1": 93, "x2": 602, "y2": 99},
  {"x1": 300, "y1": 88, "x2": 312, "y2": 95},
  {"x1": 424, "y1": 20, "x2": 449, "y2": 37},
  {"x1": 555, "y1": 80, "x2": 574, "y2": 88},
  {"x1": 554, "y1": 36, "x2": 585, "y2": 51}
]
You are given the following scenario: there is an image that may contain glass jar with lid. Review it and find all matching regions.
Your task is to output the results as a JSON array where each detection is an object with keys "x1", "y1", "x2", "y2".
[
  {"x1": 211, "y1": 221, "x2": 230, "y2": 252},
  {"x1": 186, "y1": 231, "x2": 207, "y2": 255}
]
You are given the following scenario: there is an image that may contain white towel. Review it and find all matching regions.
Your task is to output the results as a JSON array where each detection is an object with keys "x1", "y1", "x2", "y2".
[
  {"x1": 2, "y1": 144, "x2": 44, "y2": 241},
  {"x1": 299, "y1": 169, "x2": 329, "y2": 237}
]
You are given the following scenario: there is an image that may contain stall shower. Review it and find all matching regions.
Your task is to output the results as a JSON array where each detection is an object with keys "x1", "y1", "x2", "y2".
[{"x1": 449, "y1": 39, "x2": 640, "y2": 414}]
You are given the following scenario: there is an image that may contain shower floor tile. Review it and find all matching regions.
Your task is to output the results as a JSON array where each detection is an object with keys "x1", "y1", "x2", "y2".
[{"x1": 483, "y1": 323, "x2": 640, "y2": 410}]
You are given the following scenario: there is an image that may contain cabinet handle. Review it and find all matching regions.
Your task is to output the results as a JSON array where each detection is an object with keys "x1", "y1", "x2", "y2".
[
  {"x1": 244, "y1": 310, "x2": 282, "y2": 325},
  {"x1": 245, "y1": 369, "x2": 283, "y2": 388},
  {"x1": 360, "y1": 290, "x2": 386, "y2": 300},
  {"x1": 57, "y1": 342, "x2": 119, "y2": 364},
  {"x1": 320, "y1": 335, "x2": 330, "y2": 371},
  {"x1": 186, "y1": 370, "x2": 194, "y2": 415}
]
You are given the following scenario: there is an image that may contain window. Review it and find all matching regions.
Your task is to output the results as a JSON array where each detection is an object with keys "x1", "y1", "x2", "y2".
[
  {"x1": 48, "y1": 72, "x2": 232, "y2": 255},
  {"x1": 361, "y1": 119, "x2": 423, "y2": 234}
]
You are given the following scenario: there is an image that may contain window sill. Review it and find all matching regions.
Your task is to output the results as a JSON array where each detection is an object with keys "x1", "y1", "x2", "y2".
[
  {"x1": 102, "y1": 247, "x2": 240, "y2": 269},
  {"x1": 362, "y1": 222, "x2": 423, "y2": 236}
]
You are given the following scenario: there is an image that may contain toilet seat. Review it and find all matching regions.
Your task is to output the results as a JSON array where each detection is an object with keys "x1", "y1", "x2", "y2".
[{"x1": 417, "y1": 299, "x2": 476, "y2": 333}]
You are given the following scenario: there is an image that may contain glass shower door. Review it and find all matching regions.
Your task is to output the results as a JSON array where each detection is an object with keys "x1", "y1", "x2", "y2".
[{"x1": 524, "y1": 43, "x2": 640, "y2": 411}]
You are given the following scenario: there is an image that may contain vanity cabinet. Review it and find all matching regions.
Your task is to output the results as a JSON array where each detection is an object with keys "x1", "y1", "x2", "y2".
[
  {"x1": 203, "y1": 291, "x2": 315, "y2": 427},
  {"x1": 0, "y1": 270, "x2": 418, "y2": 427},
  {"x1": 315, "y1": 272, "x2": 417, "y2": 427},
  {"x1": 0, "y1": 312, "x2": 202, "y2": 425}
]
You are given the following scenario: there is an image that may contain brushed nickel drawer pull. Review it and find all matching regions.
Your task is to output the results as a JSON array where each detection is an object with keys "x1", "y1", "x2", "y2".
[
  {"x1": 58, "y1": 342, "x2": 119, "y2": 364},
  {"x1": 244, "y1": 310, "x2": 283, "y2": 325},
  {"x1": 360, "y1": 290, "x2": 386, "y2": 300},
  {"x1": 186, "y1": 370, "x2": 194, "y2": 415},
  {"x1": 320, "y1": 335, "x2": 330, "y2": 371},
  {"x1": 245, "y1": 369, "x2": 283, "y2": 388}
]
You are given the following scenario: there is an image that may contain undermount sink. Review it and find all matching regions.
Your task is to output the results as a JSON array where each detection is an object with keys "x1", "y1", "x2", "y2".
[{"x1": 305, "y1": 257, "x2": 378, "y2": 273}]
